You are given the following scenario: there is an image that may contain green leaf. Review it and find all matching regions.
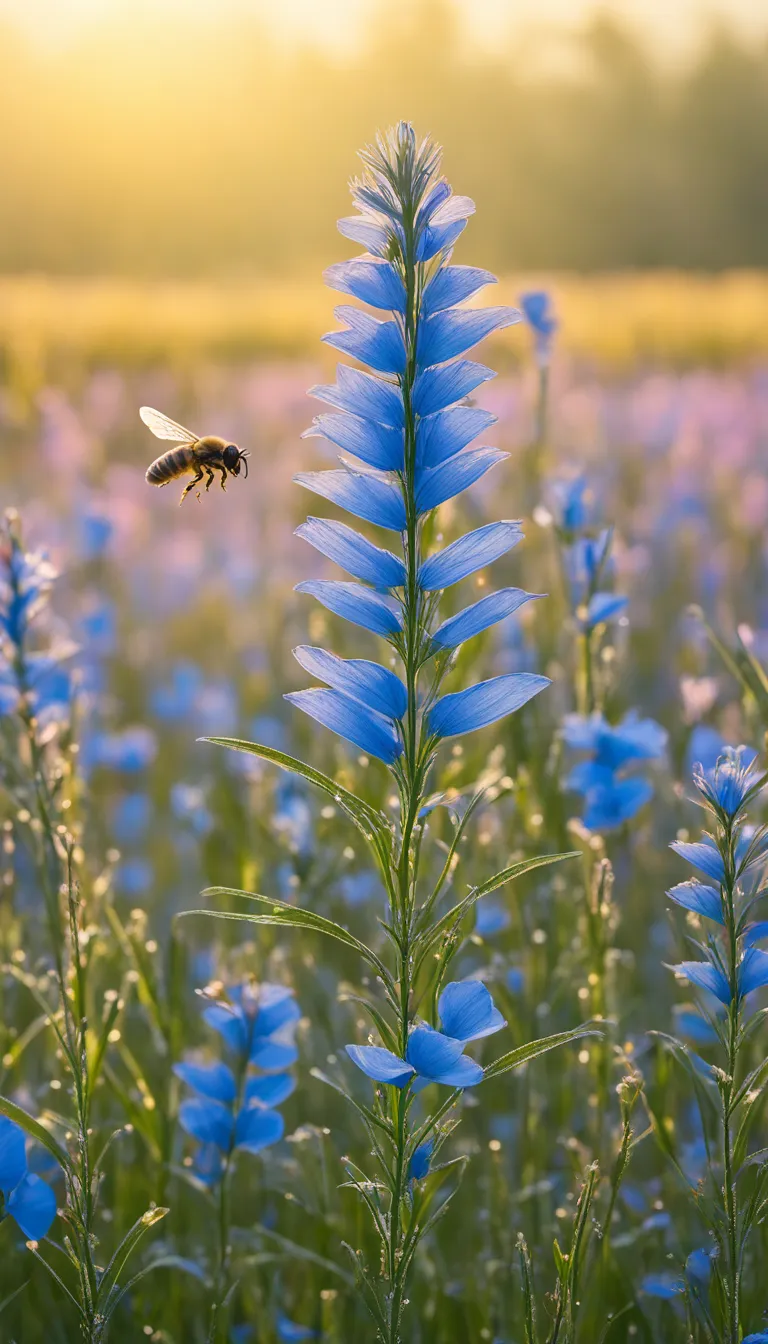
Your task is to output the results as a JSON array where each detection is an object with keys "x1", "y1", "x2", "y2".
[
  {"x1": 484, "y1": 1023, "x2": 603, "y2": 1081},
  {"x1": 0, "y1": 1095, "x2": 72, "y2": 1176},
  {"x1": 202, "y1": 737, "x2": 390, "y2": 845},
  {"x1": 98, "y1": 1206, "x2": 169, "y2": 1318},
  {"x1": 183, "y1": 888, "x2": 395, "y2": 991},
  {"x1": 417, "y1": 852, "x2": 579, "y2": 959}
]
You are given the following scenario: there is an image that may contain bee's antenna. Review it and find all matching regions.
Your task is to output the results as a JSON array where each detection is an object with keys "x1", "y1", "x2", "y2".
[{"x1": 241, "y1": 450, "x2": 249, "y2": 479}]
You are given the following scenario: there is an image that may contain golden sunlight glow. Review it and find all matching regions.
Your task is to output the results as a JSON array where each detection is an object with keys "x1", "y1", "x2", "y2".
[{"x1": 1, "y1": 0, "x2": 766, "y2": 57}]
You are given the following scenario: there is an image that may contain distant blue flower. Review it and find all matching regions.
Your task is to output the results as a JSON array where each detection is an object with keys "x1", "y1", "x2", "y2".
[
  {"x1": 563, "y1": 710, "x2": 666, "y2": 830},
  {"x1": 565, "y1": 530, "x2": 626, "y2": 630},
  {"x1": 474, "y1": 900, "x2": 511, "y2": 938},
  {"x1": 111, "y1": 792, "x2": 152, "y2": 845},
  {"x1": 114, "y1": 858, "x2": 154, "y2": 896},
  {"x1": 176, "y1": 982, "x2": 301, "y2": 1176},
  {"x1": 86, "y1": 726, "x2": 157, "y2": 773},
  {"x1": 77, "y1": 508, "x2": 113, "y2": 560},
  {"x1": 546, "y1": 476, "x2": 592, "y2": 535},
  {"x1": 277, "y1": 1317, "x2": 317, "y2": 1343},
  {"x1": 519, "y1": 290, "x2": 558, "y2": 366},
  {"x1": 171, "y1": 783, "x2": 213, "y2": 837},
  {"x1": 506, "y1": 967, "x2": 524, "y2": 994},
  {"x1": 79, "y1": 599, "x2": 116, "y2": 657},
  {"x1": 0, "y1": 1117, "x2": 57, "y2": 1242},
  {"x1": 150, "y1": 662, "x2": 203, "y2": 722}
]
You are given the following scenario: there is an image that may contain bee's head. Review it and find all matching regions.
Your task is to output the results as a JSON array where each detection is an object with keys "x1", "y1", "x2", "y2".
[{"x1": 223, "y1": 443, "x2": 248, "y2": 478}]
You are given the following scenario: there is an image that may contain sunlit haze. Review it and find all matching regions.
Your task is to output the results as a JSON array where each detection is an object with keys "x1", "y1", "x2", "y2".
[{"x1": 1, "y1": 0, "x2": 766, "y2": 59}]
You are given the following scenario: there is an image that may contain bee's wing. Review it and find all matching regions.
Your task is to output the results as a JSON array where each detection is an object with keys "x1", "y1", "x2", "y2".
[{"x1": 140, "y1": 406, "x2": 198, "y2": 443}]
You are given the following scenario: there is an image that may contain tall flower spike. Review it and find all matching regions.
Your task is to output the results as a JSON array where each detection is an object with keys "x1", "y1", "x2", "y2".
[{"x1": 291, "y1": 122, "x2": 549, "y2": 767}]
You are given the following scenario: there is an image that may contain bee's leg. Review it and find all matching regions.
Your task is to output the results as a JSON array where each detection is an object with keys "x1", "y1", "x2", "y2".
[
  {"x1": 204, "y1": 468, "x2": 215, "y2": 493},
  {"x1": 218, "y1": 465, "x2": 228, "y2": 492},
  {"x1": 180, "y1": 471, "x2": 203, "y2": 504}
]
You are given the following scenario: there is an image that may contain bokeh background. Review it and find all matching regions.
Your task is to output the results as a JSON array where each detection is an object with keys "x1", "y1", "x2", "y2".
[{"x1": 3, "y1": 2, "x2": 768, "y2": 1340}]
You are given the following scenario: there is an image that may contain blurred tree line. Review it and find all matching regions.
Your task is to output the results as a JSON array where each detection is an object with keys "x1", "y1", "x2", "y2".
[{"x1": 1, "y1": 0, "x2": 767, "y2": 275}]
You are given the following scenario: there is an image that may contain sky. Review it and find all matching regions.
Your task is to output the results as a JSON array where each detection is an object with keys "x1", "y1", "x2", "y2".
[{"x1": 1, "y1": 0, "x2": 766, "y2": 61}]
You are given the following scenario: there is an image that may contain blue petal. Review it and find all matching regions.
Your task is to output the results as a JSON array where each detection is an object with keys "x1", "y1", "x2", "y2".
[
  {"x1": 667, "y1": 882, "x2": 723, "y2": 924},
  {"x1": 417, "y1": 218, "x2": 468, "y2": 261},
  {"x1": 295, "y1": 580, "x2": 403, "y2": 637},
  {"x1": 423, "y1": 265, "x2": 496, "y2": 315},
  {"x1": 295, "y1": 469, "x2": 406, "y2": 532},
  {"x1": 408, "y1": 1139, "x2": 434, "y2": 1180},
  {"x1": 244, "y1": 1073, "x2": 296, "y2": 1108},
  {"x1": 337, "y1": 214, "x2": 391, "y2": 257},
  {"x1": 432, "y1": 588, "x2": 541, "y2": 650},
  {"x1": 293, "y1": 646, "x2": 407, "y2": 719},
  {"x1": 7, "y1": 1173, "x2": 57, "y2": 1241},
  {"x1": 641, "y1": 1273, "x2": 684, "y2": 1300},
  {"x1": 310, "y1": 365, "x2": 404, "y2": 428},
  {"x1": 419, "y1": 521, "x2": 523, "y2": 590},
  {"x1": 429, "y1": 673, "x2": 550, "y2": 740},
  {"x1": 583, "y1": 593, "x2": 628, "y2": 628},
  {"x1": 744, "y1": 920, "x2": 768, "y2": 946},
  {"x1": 0, "y1": 1117, "x2": 27, "y2": 1196},
  {"x1": 178, "y1": 1098, "x2": 234, "y2": 1151},
  {"x1": 671, "y1": 841, "x2": 725, "y2": 885},
  {"x1": 285, "y1": 688, "x2": 403, "y2": 764},
  {"x1": 417, "y1": 307, "x2": 520, "y2": 368},
  {"x1": 673, "y1": 1008, "x2": 719, "y2": 1045},
  {"x1": 413, "y1": 361, "x2": 495, "y2": 417},
  {"x1": 416, "y1": 448, "x2": 508, "y2": 514},
  {"x1": 324, "y1": 259, "x2": 405, "y2": 312},
  {"x1": 277, "y1": 1317, "x2": 317, "y2": 1343},
  {"x1": 250, "y1": 1040, "x2": 299, "y2": 1072},
  {"x1": 173, "y1": 1060, "x2": 237, "y2": 1104},
  {"x1": 438, "y1": 980, "x2": 506, "y2": 1042},
  {"x1": 202, "y1": 1004, "x2": 248, "y2": 1055},
  {"x1": 345, "y1": 1044, "x2": 415, "y2": 1087},
  {"x1": 406, "y1": 1025, "x2": 483, "y2": 1087},
  {"x1": 582, "y1": 777, "x2": 653, "y2": 830},
  {"x1": 234, "y1": 1105, "x2": 284, "y2": 1154},
  {"x1": 416, "y1": 406, "x2": 497, "y2": 470},
  {"x1": 671, "y1": 960, "x2": 732, "y2": 1005},
  {"x1": 739, "y1": 947, "x2": 768, "y2": 996},
  {"x1": 295, "y1": 518, "x2": 406, "y2": 589},
  {"x1": 323, "y1": 307, "x2": 406, "y2": 375},
  {"x1": 253, "y1": 984, "x2": 301, "y2": 1037},
  {"x1": 304, "y1": 413, "x2": 404, "y2": 472}
]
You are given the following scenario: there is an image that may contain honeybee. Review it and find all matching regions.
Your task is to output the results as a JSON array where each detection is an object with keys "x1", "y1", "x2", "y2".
[{"x1": 140, "y1": 406, "x2": 249, "y2": 504}]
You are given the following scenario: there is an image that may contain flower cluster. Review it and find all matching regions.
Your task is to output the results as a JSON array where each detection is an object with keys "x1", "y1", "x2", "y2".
[
  {"x1": 0, "y1": 1117, "x2": 57, "y2": 1243},
  {"x1": 562, "y1": 710, "x2": 667, "y2": 830},
  {"x1": 0, "y1": 513, "x2": 73, "y2": 724},
  {"x1": 346, "y1": 980, "x2": 505, "y2": 1089},
  {"x1": 175, "y1": 981, "x2": 300, "y2": 1182},
  {"x1": 289, "y1": 120, "x2": 549, "y2": 765}
]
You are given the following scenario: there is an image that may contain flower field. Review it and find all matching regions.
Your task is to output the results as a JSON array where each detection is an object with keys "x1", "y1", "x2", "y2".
[{"x1": 2, "y1": 126, "x2": 768, "y2": 1344}]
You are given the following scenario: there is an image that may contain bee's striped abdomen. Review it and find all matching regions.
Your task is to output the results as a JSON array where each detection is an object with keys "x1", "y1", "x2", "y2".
[{"x1": 146, "y1": 444, "x2": 195, "y2": 485}]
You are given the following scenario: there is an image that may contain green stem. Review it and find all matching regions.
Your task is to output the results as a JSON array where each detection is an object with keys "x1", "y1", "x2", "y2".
[{"x1": 722, "y1": 819, "x2": 740, "y2": 1344}]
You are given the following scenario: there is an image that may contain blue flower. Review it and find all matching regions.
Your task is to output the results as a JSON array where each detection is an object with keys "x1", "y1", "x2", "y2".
[
  {"x1": 346, "y1": 981, "x2": 504, "y2": 1090},
  {"x1": 176, "y1": 982, "x2": 301, "y2": 1176},
  {"x1": 519, "y1": 290, "x2": 558, "y2": 366},
  {"x1": 0, "y1": 1117, "x2": 57, "y2": 1242},
  {"x1": 276, "y1": 1317, "x2": 317, "y2": 1343},
  {"x1": 111, "y1": 792, "x2": 152, "y2": 845},
  {"x1": 692, "y1": 746, "x2": 763, "y2": 819},
  {"x1": 641, "y1": 1272, "x2": 684, "y2": 1299},
  {"x1": 289, "y1": 121, "x2": 548, "y2": 760},
  {"x1": 202, "y1": 982, "x2": 301, "y2": 1072},
  {"x1": 86, "y1": 726, "x2": 157, "y2": 773},
  {"x1": 563, "y1": 710, "x2": 666, "y2": 830}
]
